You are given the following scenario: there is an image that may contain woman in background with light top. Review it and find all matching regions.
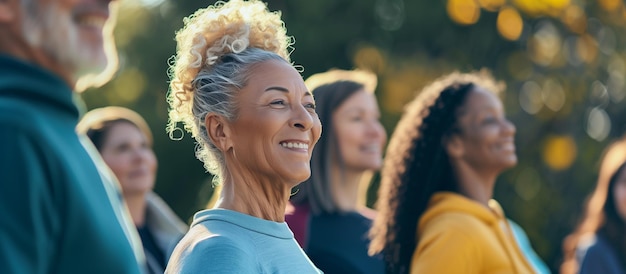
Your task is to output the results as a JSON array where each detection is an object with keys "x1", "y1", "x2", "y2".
[{"x1": 77, "y1": 106, "x2": 188, "y2": 274}]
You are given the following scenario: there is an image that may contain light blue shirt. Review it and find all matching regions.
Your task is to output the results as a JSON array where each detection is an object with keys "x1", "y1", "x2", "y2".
[
  {"x1": 166, "y1": 208, "x2": 322, "y2": 273},
  {"x1": 508, "y1": 219, "x2": 551, "y2": 274}
]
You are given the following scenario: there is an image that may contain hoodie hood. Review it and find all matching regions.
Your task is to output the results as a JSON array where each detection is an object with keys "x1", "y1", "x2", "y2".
[
  {"x1": 413, "y1": 191, "x2": 535, "y2": 274},
  {"x1": 418, "y1": 191, "x2": 505, "y2": 235}
]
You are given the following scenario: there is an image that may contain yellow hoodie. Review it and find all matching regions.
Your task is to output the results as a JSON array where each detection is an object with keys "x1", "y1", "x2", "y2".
[{"x1": 411, "y1": 192, "x2": 535, "y2": 274}]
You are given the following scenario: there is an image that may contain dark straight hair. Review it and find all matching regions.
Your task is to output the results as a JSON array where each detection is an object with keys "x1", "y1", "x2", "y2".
[{"x1": 291, "y1": 80, "x2": 366, "y2": 215}]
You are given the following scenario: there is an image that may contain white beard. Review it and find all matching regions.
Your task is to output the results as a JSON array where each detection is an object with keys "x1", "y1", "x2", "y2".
[{"x1": 21, "y1": 1, "x2": 111, "y2": 85}]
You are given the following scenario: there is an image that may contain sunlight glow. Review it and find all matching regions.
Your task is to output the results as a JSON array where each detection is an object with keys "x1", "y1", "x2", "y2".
[
  {"x1": 528, "y1": 21, "x2": 561, "y2": 66},
  {"x1": 542, "y1": 79, "x2": 566, "y2": 112},
  {"x1": 447, "y1": 0, "x2": 481, "y2": 25},
  {"x1": 586, "y1": 107, "x2": 611, "y2": 141},
  {"x1": 497, "y1": 7, "x2": 524, "y2": 41},
  {"x1": 561, "y1": 5, "x2": 586, "y2": 34},
  {"x1": 590, "y1": 80, "x2": 610, "y2": 107},
  {"x1": 543, "y1": 135, "x2": 577, "y2": 171},
  {"x1": 478, "y1": 0, "x2": 506, "y2": 11},
  {"x1": 598, "y1": 0, "x2": 622, "y2": 11},
  {"x1": 519, "y1": 81, "x2": 543, "y2": 114},
  {"x1": 513, "y1": 0, "x2": 570, "y2": 17}
]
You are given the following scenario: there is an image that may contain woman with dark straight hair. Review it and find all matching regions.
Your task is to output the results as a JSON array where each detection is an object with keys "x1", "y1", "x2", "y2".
[
  {"x1": 287, "y1": 69, "x2": 386, "y2": 274},
  {"x1": 561, "y1": 136, "x2": 626, "y2": 274}
]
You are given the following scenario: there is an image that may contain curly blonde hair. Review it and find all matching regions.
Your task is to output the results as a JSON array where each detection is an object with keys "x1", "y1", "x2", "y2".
[{"x1": 166, "y1": 0, "x2": 294, "y2": 180}]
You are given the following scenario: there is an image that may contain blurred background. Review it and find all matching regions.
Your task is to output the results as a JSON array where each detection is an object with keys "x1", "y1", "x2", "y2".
[{"x1": 81, "y1": 0, "x2": 626, "y2": 272}]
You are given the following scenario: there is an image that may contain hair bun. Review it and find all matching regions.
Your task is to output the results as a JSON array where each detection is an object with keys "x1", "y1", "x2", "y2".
[
  {"x1": 167, "y1": 0, "x2": 293, "y2": 141},
  {"x1": 175, "y1": 0, "x2": 292, "y2": 73}
]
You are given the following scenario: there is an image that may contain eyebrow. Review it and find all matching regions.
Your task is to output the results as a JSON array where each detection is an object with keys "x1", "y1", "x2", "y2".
[{"x1": 264, "y1": 86, "x2": 312, "y2": 97}]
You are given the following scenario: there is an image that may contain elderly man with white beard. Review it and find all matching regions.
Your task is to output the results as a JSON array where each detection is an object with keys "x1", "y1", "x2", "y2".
[{"x1": 0, "y1": 0, "x2": 145, "y2": 273}]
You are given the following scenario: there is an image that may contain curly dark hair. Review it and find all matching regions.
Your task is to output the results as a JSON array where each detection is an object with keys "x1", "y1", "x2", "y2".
[{"x1": 368, "y1": 71, "x2": 504, "y2": 274}]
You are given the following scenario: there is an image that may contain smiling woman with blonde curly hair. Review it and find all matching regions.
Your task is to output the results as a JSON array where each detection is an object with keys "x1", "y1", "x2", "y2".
[{"x1": 164, "y1": 0, "x2": 322, "y2": 273}]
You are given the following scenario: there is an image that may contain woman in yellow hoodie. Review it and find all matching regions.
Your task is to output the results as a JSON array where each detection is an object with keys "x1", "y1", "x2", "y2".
[{"x1": 368, "y1": 71, "x2": 535, "y2": 273}]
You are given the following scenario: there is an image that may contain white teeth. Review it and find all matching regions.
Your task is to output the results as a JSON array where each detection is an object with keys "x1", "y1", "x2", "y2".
[
  {"x1": 362, "y1": 144, "x2": 380, "y2": 152},
  {"x1": 281, "y1": 142, "x2": 309, "y2": 149}
]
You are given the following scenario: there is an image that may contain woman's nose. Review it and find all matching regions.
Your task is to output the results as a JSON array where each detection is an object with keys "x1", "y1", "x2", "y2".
[
  {"x1": 503, "y1": 119, "x2": 516, "y2": 135},
  {"x1": 367, "y1": 120, "x2": 387, "y2": 140},
  {"x1": 291, "y1": 105, "x2": 315, "y2": 131}
]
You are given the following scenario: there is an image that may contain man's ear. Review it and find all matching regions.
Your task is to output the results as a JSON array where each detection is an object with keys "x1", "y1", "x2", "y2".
[
  {"x1": 0, "y1": 0, "x2": 17, "y2": 23},
  {"x1": 444, "y1": 134, "x2": 464, "y2": 159},
  {"x1": 205, "y1": 113, "x2": 233, "y2": 152}
]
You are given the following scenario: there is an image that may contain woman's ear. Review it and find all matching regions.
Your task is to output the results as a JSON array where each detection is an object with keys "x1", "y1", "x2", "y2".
[
  {"x1": 205, "y1": 113, "x2": 233, "y2": 152},
  {"x1": 444, "y1": 135, "x2": 464, "y2": 159}
]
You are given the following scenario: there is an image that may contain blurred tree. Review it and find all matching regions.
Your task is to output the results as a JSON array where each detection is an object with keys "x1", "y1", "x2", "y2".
[{"x1": 81, "y1": 0, "x2": 626, "y2": 271}]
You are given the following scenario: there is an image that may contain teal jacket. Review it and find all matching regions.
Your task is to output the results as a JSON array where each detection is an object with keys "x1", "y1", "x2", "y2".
[{"x1": 0, "y1": 55, "x2": 142, "y2": 273}]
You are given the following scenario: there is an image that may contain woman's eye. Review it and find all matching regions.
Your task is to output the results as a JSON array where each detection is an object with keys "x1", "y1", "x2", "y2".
[
  {"x1": 482, "y1": 117, "x2": 498, "y2": 124},
  {"x1": 270, "y1": 100, "x2": 287, "y2": 107},
  {"x1": 350, "y1": 116, "x2": 363, "y2": 122},
  {"x1": 115, "y1": 144, "x2": 130, "y2": 153},
  {"x1": 304, "y1": 103, "x2": 316, "y2": 110}
]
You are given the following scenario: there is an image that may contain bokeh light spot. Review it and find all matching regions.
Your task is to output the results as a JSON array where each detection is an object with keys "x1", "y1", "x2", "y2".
[
  {"x1": 598, "y1": 0, "x2": 622, "y2": 11},
  {"x1": 514, "y1": 0, "x2": 570, "y2": 17},
  {"x1": 519, "y1": 81, "x2": 543, "y2": 114},
  {"x1": 447, "y1": 0, "x2": 481, "y2": 25},
  {"x1": 528, "y1": 21, "x2": 561, "y2": 66},
  {"x1": 607, "y1": 71, "x2": 626, "y2": 102},
  {"x1": 353, "y1": 46, "x2": 387, "y2": 75},
  {"x1": 590, "y1": 80, "x2": 610, "y2": 107},
  {"x1": 543, "y1": 135, "x2": 577, "y2": 171},
  {"x1": 497, "y1": 7, "x2": 524, "y2": 41},
  {"x1": 542, "y1": 78, "x2": 566, "y2": 112},
  {"x1": 586, "y1": 107, "x2": 611, "y2": 141},
  {"x1": 561, "y1": 5, "x2": 586, "y2": 34},
  {"x1": 577, "y1": 34, "x2": 598, "y2": 64},
  {"x1": 376, "y1": 0, "x2": 406, "y2": 31},
  {"x1": 597, "y1": 26, "x2": 617, "y2": 55},
  {"x1": 478, "y1": 0, "x2": 506, "y2": 11}
]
